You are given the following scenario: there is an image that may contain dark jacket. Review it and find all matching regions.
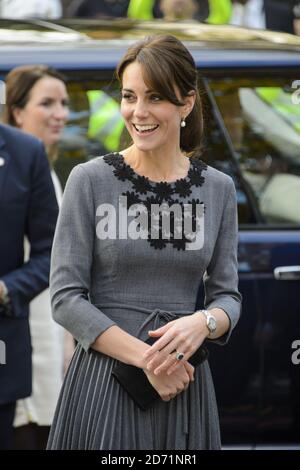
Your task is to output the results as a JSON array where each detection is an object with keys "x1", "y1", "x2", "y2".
[
  {"x1": 264, "y1": 0, "x2": 300, "y2": 33},
  {"x1": 0, "y1": 124, "x2": 58, "y2": 405}
]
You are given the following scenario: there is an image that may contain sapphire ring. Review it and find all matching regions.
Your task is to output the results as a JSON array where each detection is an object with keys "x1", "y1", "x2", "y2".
[{"x1": 176, "y1": 351, "x2": 185, "y2": 361}]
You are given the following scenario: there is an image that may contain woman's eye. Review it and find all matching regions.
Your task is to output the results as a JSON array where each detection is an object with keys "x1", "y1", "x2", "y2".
[
  {"x1": 150, "y1": 94, "x2": 162, "y2": 102},
  {"x1": 122, "y1": 93, "x2": 134, "y2": 101}
]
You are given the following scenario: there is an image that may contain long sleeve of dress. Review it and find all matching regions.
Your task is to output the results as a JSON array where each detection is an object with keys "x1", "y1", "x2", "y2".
[
  {"x1": 50, "y1": 165, "x2": 116, "y2": 352},
  {"x1": 203, "y1": 177, "x2": 242, "y2": 345}
]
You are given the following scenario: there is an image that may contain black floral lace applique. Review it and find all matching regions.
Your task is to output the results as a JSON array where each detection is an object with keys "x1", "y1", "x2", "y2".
[
  {"x1": 132, "y1": 175, "x2": 152, "y2": 195},
  {"x1": 121, "y1": 191, "x2": 141, "y2": 207},
  {"x1": 103, "y1": 153, "x2": 207, "y2": 251},
  {"x1": 174, "y1": 179, "x2": 192, "y2": 198},
  {"x1": 114, "y1": 164, "x2": 135, "y2": 182},
  {"x1": 149, "y1": 237, "x2": 168, "y2": 250}
]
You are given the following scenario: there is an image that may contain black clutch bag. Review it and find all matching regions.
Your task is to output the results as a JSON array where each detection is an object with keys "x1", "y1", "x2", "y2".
[{"x1": 112, "y1": 338, "x2": 208, "y2": 411}]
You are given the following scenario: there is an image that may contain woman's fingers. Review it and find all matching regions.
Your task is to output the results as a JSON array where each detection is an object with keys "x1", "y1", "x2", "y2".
[
  {"x1": 184, "y1": 362, "x2": 195, "y2": 382},
  {"x1": 143, "y1": 323, "x2": 176, "y2": 360},
  {"x1": 146, "y1": 337, "x2": 188, "y2": 372},
  {"x1": 166, "y1": 358, "x2": 194, "y2": 377},
  {"x1": 166, "y1": 361, "x2": 181, "y2": 376},
  {"x1": 148, "y1": 322, "x2": 171, "y2": 337},
  {"x1": 147, "y1": 341, "x2": 195, "y2": 375},
  {"x1": 166, "y1": 358, "x2": 190, "y2": 376},
  {"x1": 162, "y1": 396, "x2": 170, "y2": 402},
  {"x1": 153, "y1": 354, "x2": 177, "y2": 375},
  {"x1": 145, "y1": 337, "x2": 181, "y2": 369}
]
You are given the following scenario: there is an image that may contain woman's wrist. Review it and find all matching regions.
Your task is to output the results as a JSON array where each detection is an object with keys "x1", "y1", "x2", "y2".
[
  {"x1": 194, "y1": 308, "x2": 230, "y2": 340},
  {"x1": 92, "y1": 325, "x2": 151, "y2": 369},
  {"x1": 121, "y1": 335, "x2": 149, "y2": 369},
  {"x1": 135, "y1": 343, "x2": 150, "y2": 370},
  {"x1": 193, "y1": 310, "x2": 211, "y2": 338}
]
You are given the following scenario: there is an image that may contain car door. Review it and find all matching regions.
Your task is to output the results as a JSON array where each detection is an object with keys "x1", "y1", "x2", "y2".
[{"x1": 199, "y1": 71, "x2": 300, "y2": 446}]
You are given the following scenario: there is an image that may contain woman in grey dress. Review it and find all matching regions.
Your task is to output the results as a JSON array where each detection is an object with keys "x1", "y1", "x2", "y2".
[{"x1": 47, "y1": 35, "x2": 242, "y2": 450}]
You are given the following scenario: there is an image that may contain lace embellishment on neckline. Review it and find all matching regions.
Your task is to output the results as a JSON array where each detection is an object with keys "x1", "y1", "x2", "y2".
[{"x1": 103, "y1": 152, "x2": 207, "y2": 250}]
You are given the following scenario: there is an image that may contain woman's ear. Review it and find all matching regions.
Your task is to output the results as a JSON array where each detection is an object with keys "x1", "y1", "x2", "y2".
[
  {"x1": 12, "y1": 107, "x2": 24, "y2": 127},
  {"x1": 183, "y1": 90, "x2": 196, "y2": 118}
]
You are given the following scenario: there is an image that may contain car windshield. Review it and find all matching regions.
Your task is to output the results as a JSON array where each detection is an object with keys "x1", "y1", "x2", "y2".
[{"x1": 208, "y1": 77, "x2": 300, "y2": 225}]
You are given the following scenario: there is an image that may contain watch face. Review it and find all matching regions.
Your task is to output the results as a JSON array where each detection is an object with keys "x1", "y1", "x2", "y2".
[{"x1": 208, "y1": 316, "x2": 217, "y2": 332}]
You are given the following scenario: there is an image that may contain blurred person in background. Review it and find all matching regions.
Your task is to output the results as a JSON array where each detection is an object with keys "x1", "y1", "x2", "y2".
[
  {"x1": 206, "y1": 0, "x2": 232, "y2": 23},
  {"x1": 0, "y1": 0, "x2": 62, "y2": 18},
  {"x1": 67, "y1": 0, "x2": 160, "y2": 19},
  {"x1": 0, "y1": 125, "x2": 58, "y2": 450},
  {"x1": 264, "y1": 0, "x2": 300, "y2": 35},
  {"x1": 3, "y1": 65, "x2": 73, "y2": 450},
  {"x1": 67, "y1": 0, "x2": 232, "y2": 23},
  {"x1": 230, "y1": 0, "x2": 265, "y2": 29},
  {"x1": 158, "y1": 0, "x2": 209, "y2": 21},
  {"x1": 294, "y1": 3, "x2": 300, "y2": 35},
  {"x1": 67, "y1": 0, "x2": 130, "y2": 17},
  {"x1": 156, "y1": 0, "x2": 232, "y2": 23},
  {"x1": 128, "y1": 0, "x2": 228, "y2": 23}
]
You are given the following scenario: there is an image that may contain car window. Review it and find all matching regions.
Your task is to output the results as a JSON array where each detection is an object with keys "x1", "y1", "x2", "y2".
[
  {"x1": 55, "y1": 76, "x2": 129, "y2": 187},
  {"x1": 199, "y1": 80, "x2": 256, "y2": 226},
  {"x1": 207, "y1": 77, "x2": 300, "y2": 226}
]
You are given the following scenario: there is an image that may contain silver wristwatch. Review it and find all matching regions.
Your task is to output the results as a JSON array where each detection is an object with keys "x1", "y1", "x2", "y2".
[{"x1": 198, "y1": 310, "x2": 217, "y2": 336}]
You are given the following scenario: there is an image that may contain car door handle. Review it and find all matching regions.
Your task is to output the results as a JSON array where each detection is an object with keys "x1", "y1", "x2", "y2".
[{"x1": 274, "y1": 266, "x2": 300, "y2": 280}]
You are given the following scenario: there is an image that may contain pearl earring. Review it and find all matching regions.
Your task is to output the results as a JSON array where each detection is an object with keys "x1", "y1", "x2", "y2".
[{"x1": 181, "y1": 119, "x2": 186, "y2": 128}]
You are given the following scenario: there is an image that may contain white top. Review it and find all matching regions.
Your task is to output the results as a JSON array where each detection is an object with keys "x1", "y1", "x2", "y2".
[{"x1": 230, "y1": 0, "x2": 265, "y2": 29}]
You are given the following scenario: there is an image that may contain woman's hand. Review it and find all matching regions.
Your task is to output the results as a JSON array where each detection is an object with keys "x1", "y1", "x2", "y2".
[
  {"x1": 143, "y1": 361, "x2": 194, "y2": 401},
  {"x1": 63, "y1": 330, "x2": 75, "y2": 375},
  {"x1": 142, "y1": 312, "x2": 209, "y2": 376}
]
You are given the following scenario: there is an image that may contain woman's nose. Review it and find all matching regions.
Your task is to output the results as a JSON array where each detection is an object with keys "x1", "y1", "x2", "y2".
[
  {"x1": 133, "y1": 99, "x2": 149, "y2": 119},
  {"x1": 53, "y1": 104, "x2": 69, "y2": 120}
]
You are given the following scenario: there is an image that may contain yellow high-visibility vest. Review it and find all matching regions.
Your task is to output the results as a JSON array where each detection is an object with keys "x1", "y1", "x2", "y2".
[
  {"x1": 127, "y1": 0, "x2": 232, "y2": 23},
  {"x1": 207, "y1": 0, "x2": 232, "y2": 25},
  {"x1": 127, "y1": 0, "x2": 155, "y2": 20},
  {"x1": 256, "y1": 87, "x2": 300, "y2": 133},
  {"x1": 87, "y1": 90, "x2": 124, "y2": 152}
]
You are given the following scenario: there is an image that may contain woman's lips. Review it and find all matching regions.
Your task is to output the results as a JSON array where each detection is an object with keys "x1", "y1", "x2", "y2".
[{"x1": 132, "y1": 124, "x2": 159, "y2": 135}]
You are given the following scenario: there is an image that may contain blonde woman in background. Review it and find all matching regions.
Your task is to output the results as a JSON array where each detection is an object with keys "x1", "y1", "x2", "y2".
[{"x1": 3, "y1": 65, "x2": 73, "y2": 449}]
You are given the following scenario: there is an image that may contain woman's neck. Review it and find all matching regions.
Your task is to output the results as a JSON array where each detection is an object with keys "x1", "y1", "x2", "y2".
[
  {"x1": 121, "y1": 146, "x2": 190, "y2": 183},
  {"x1": 46, "y1": 144, "x2": 58, "y2": 167}
]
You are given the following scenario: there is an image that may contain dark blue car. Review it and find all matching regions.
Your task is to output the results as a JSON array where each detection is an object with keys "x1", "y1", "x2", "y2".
[{"x1": 1, "y1": 18, "x2": 300, "y2": 448}]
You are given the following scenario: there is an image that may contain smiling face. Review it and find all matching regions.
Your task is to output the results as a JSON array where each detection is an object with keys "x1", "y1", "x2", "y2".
[
  {"x1": 13, "y1": 76, "x2": 69, "y2": 146},
  {"x1": 121, "y1": 61, "x2": 187, "y2": 156}
]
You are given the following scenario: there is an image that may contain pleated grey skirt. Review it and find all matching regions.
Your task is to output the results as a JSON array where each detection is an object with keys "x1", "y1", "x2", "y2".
[{"x1": 47, "y1": 306, "x2": 221, "y2": 450}]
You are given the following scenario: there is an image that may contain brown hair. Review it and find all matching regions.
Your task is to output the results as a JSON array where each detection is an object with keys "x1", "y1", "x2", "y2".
[
  {"x1": 116, "y1": 35, "x2": 203, "y2": 154},
  {"x1": 3, "y1": 65, "x2": 66, "y2": 126}
]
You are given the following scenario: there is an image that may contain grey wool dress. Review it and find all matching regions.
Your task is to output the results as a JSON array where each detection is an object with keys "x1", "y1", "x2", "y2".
[{"x1": 47, "y1": 152, "x2": 242, "y2": 450}]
